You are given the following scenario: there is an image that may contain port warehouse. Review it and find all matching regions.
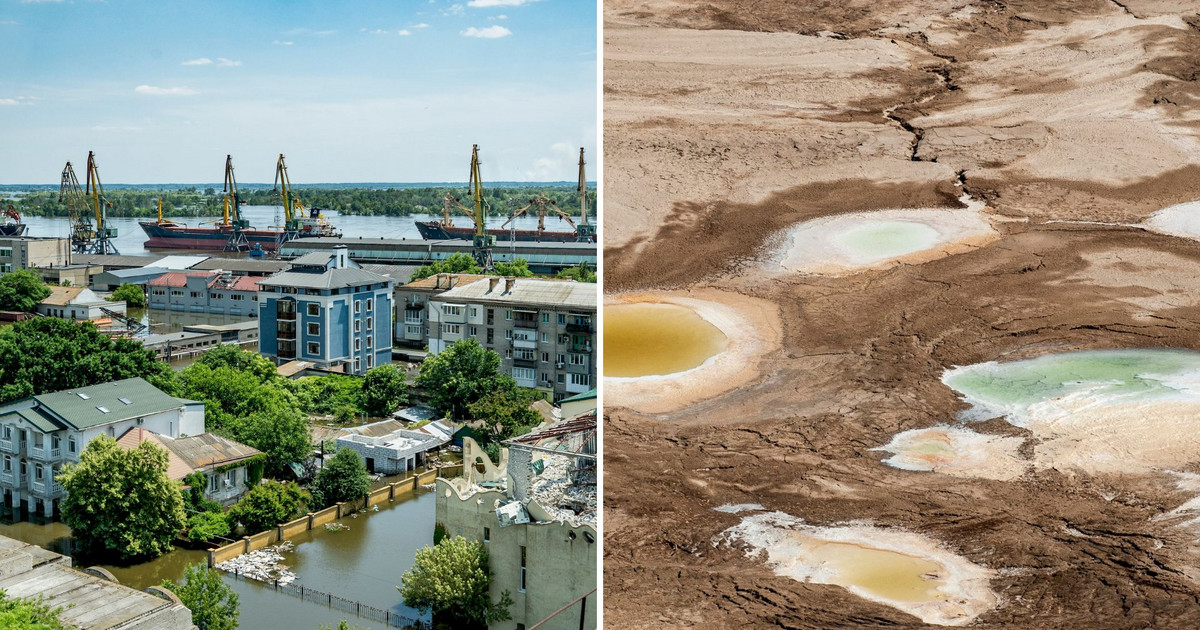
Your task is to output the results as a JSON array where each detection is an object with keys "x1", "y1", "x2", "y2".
[{"x1": 279, "y1": 237, "x2": 596, "y2": 272}]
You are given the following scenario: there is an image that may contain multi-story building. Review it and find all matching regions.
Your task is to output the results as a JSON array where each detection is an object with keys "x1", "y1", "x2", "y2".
[
  {"x1": 0, "y1": 377, "x2": 206, "y2": 520},
  {"x1": 257, "y1": 246, "x2": 393, "y2": 376},
  {"x1": 0, "y1": 236, "x2": 71, "y2": 273},
  {"x1": 394, "y1": 273, "x2": 491, "y2": 349},
  {"x1": 436, "y1": 411, "x2": 597, "y2": 630},
  {"x1": 426, "y1": 275, "x2": 596, "y2": 402},
  {"x1": 115, "y1": 428, "x2": 263, "y2": 507},
  {"x1": 147, "y1": 270, "x2": 260, "y2": 316}
]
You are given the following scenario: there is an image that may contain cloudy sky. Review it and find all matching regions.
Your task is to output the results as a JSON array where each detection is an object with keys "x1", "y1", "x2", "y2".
[{"x1": 0, "y1": 0, "x2": 597, "y2": 183}]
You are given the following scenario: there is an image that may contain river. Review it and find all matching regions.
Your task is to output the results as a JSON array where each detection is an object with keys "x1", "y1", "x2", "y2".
[
  {"x1": 19, "y1": 206, "x2": 568, "y2": 257},
  {"x1": 0, "y1": 483, "x2": 437, "y2": 630}
]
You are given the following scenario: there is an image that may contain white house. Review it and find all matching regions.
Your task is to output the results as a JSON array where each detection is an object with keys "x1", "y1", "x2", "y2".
[{"x1": 36, "y1": 286, "x2": 126, "y2": 321}]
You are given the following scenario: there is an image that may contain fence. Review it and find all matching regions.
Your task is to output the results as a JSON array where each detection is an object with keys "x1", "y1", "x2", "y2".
[
  {"x1": 229, "y1": 567, "x2": 429, "y2": 629},
  {"x1": 209, "y1": 467, "x2": 447, "y2": 567}
]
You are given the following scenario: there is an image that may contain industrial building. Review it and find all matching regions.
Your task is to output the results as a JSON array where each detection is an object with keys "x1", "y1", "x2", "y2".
[
  {"x1": 257, "y1": 246, "x2": 393, "y2": 375},
  {"x1": 0, "y1": 236, "x2": 71, "y2": 272}
]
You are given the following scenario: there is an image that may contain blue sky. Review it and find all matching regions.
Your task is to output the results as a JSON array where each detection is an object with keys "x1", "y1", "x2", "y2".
[{"x1": 0, "y1": 0, "x2": 597, "y2": 183}]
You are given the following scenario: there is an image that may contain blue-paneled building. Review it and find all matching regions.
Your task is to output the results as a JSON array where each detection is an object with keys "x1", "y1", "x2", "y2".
[{"x1": 257, "y1": 246, "x2": 393, "y2": 375}]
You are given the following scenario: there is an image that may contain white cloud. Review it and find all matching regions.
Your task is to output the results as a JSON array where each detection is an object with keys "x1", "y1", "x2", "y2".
[
  {"x1": 442, "y1": 4, "x2": 464, "y2": 16},
  {"x1": 468, "y1": 0, "x2": 542, "y2": 6},
  {"x1": 216, "y1": 58, "x2": 242, "y2": 67},
  {"x1": 0, "y1": 99, "x2": 17, "y2": 106},
  {"x1": 273, "y1": 40, "x2": 294, "y2": 46},
  {"x1": 525, "y1": 142, "x2": 578, "y2": 180},
  {"x1": 397, "y1": 29, "x2": 412, "y2": 36},
  {"x1": 0, "y1": 20, "x2": 18, "y2": 25},
  {"x1": 488, "y1": 14, "x2": 508, "y2": 20},
  {"x1": 461, "y1": 25, "x2": 511, "y2": 38},
  {"x1": 182, "y1": 57, "x2": 213, "y2": 66},
  {"x1": 412, "y1": 23, "x2": 430, "y2": 28},
  {"x1": 134, "y1": 85, "x2": 198, "y2": 96},
  {"x1": 365, "y1": 28, "x2": 389, "y2": 34}
]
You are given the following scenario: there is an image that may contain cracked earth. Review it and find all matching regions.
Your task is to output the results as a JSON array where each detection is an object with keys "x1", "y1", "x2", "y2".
[{"x1": 604, "y1": 0, "x2": 1200, "y2": 627}]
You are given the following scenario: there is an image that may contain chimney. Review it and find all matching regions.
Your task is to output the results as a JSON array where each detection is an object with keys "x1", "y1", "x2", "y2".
[
  {"x1": 435, "y1": 273, "x2": 448, "y2": 289},
  {"x1": 488, "y1": 277, "x2": 499, "y2": 293},
  {"x1": 504, "y1": 276, "x2": 515, "y2": 293},
  {"x1": 332, "y1": 245, "x2": 349, "y2": 269}
]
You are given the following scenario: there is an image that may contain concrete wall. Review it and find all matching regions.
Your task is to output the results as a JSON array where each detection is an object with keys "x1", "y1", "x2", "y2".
[{"x1": 435, "y1": 479, "x2": 597, "y2": 630}]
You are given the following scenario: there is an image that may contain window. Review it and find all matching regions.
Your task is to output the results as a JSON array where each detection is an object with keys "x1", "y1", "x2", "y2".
[
  {"x1": 226, "y1": 470, "x2": 235, "y2": 488},
  {"x1": 52, "y1": 436, "x2": 59, "y2": 450},
  {"x1": 470, "y1": 307, "x2": 478, "y2": 318},
  {"x1": 541, "y1": 372, "x2": 551, "y2": 384},
  {"x1": 366, "y1": 336, "x2": 372, "y2": 349},
  {"x1": 505, "y1": 309, "x2": 512, "y2": 321},
  {"x1": 468, "y1": 326, "x2": 477, "y2": 337},
  {"x1": 153, "y1": 289, "x2": 165, "y2": 296},
  {"x1": 355, "y1": 320, "x2": 362, "y2": 333},
  {"x1": 308, "y1": 322, "x2": 320, "y2": 336},
  {"x1": 209, "y1": 474, "x2": 218, "y2": 492},
  {"x1": 367, "y1": 298, "x2": 373, "y2": 312},
  {"x1": 406, "y1": 325, "x2": 421, "y2": 335},
  {"x1": 569, "y1": 353, "x2": 587, "y2": 366},
  {"x1": 118, "y1": 397, "x2": 132, "y2": 405},
  {"x1": 211, "y1": 293, "x2": 221, "y2": 300},
  {"x1": 519, "y1": 546, "x2": 527, "y2": 592},
  {"x1": 541, "y1": 312, "x2": 550, "y2": 323},
  {"x1": 35, "y1": 465, "x2": 42, "y2": 481},
  {"x1": 190, "y1": 291, "x2": 202, "y2": 298},
  {"x1": 33, "y1": 433, "x2": 42, "y2": 448},
  {"x1": 171, "y1": 290, "x2": 183, "y2": 297},
  {"x1": 483, "y1": 527, "x2": 490, "y2": 543},
  {"x1": 367, "y1": 355, "x2": 373, "y2": 369},
  {"x1": 443, "y1": 324, "x2": 461, "y2": 335},
  {"x1": 2, "y1": 426, "x2": 9, "y2": 440},
  {"x1": 3, "y1": 457, "x2": 9, "y2": 472},
  {"x1": 307, "y1": 341, "x2": 320, "y2": 355},
  {"x1": 444, "y1": 304, "x2": 462, "y2": 316},
  {"x1": 557, "y1": 374, "x2": 565, "y2": 384},
  {"x1": 556, "y1": 354, "x2": 566, "y2": 365},
  {"x1": 504, "y1": 349, "x2": 513, "y2": 359},
  {"x1": 541, "y1": 352, "x2": 549, "y2": 363},
  {"x1": 486, "y1": 328, "x2": 494, "y2": 344},
  {"x1": 570, "y1": 373, "x2": 590, "y2": 386},
  {"x1": 515, "y1": 349, "x2": 536, "y2": 361},
  {"x1": 557, "y1": 313, "x2": 566, "y2": 325},
  {"x1": 355, "y1": 358, "x2": 361, "y2": 372},
  {"x1": 541, "y1": 332, "x2": 549, "y2": 344},
  {"x1": 355, "y1": 339, "x2": 361, "y2": 352},
  {"x1": 307, "y1": 303, "x2": 319, "y2": 316},
  {"x1": 367, "y1": 317, "x2": 373, "y2": 330},
  {"x1": 231, "y1": 294, "x2": 244, "y2": 301},
  {"x1": 68, "y1": 436, "x2": 76, "y2": 453},
  {"x1": 513, "y1": 367, "x2": 536, "y2": 382},
  {"x1": 504, "y1": 329, "x2": 512, "y2": 340},
  {"x1": 355, "y1": 300, "x2": 362, "y2": 314},
  {"x1": 558, "y1": 334, "x2": 569, "y2": 345}
]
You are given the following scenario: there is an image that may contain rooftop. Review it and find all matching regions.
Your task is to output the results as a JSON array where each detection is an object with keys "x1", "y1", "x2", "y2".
[
  {"x1": 191, "y1": 258, "x2": 289, "y2": 274},
  {"x1": 40, "y1": 286, "x2": 89, "y2": 306},
  {"x1": 0, "y1": 378, "x2": 199, "y2": 432},
  {"x1": 148, "y1": 271, "x2": 218, "y2": 288},
  {"x1": 75, "y1": 254, "x2": 165, "y2": 268},
  {"x1": 153, "y1": 255, "x2": 210, "y2": 270},
  {"x1": 102, "y1": 266, "x2": 168, "y2": 279},
  {"x1": 258, "y1": 266, "x2": 390, "y2": 291},
  {"x1": 435, "y1": 276, "x2": 595, "y2": 309}
]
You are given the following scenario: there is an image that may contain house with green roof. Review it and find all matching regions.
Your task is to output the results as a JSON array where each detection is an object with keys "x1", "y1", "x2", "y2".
[{"x1": 0, "y1": 377, "x2": 205, "y2": 520}]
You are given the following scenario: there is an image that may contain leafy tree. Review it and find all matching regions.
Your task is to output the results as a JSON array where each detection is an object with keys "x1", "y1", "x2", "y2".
[
  {"x1": 182, "y1": 471, "x2": 222, "y2": 515},
  {"x1": 416, "y1": 339, "x2": 511, "y2": 420},
  {"x1": 194, "y1": 345, "x2": 278, "y2": 383},
  {"x1": 186, "y1": 511, "x2": 231, "y2": 543},
  {"x1": 0, "y1": 591, "x2": 67, "y2": 630},
  {"x1": 229, "y1": 405, "x2": 312, "y2": 477},
  {"x1": 227, "y1": 480, "x2": 310, "y2": 534},
  {"x1": 109, "y1": 283, "x2": 146, "y2": 307},
  {"x1": 162, "y1": 564, "x2": 239, "y2": 630},
  {"x1": 291, "y1": 374, "x2": 362, "y2": 415},
  {"x1": 409, "y1": 253, "x2": 481, "y2": 282},
  {"x1": 468, "y1": 386, "x2": 543, "y2": 447},
  {"x1": 333, "y1": 404, "x2": 356, "y2": 424},
  {"x1": 360, "y1": 364, "x2": 408, "y2": 416},
  {"x1": 0, "y1": 318, "x2": 173, "y2": 404},
  {"x1": 311, "y1": 448, "x2": 370, "y2": 508},
  {"x1": 58, "y1": 436, "x2": 186, "y2": 560},
  {"x1": 398, "y1": 536, "x2": 512, "y2": 628},
  {"x1": 555, "y1": 264, "x2": 596, "y2": 283},
  {"x1": 491, "y1": 258, "x2": 534, "y2": 278},
  {"x1": 0, "y1": 270, "x2": 50, "y2": 313}
]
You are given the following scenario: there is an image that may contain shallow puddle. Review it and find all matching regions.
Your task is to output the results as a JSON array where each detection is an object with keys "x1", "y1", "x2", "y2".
[
  {"x1": 1144, "y1": 201, "x2": 1200, "y2": 240},
  {"x1": 604, "y1": 302, "x2": 728, "y2": 377},
  {"x1": 874, "y1": 426, "x2": 1028, "y2": 480},
  {"x1": 771, "y1": 202, "x2": 997, "y2": 275},
  {"x1": 722, "y1": 510, "x2": 996, "y2": 626}
]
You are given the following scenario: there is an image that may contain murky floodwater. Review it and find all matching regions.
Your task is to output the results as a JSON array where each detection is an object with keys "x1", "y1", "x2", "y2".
[
  {"x1": 800, "y1": 539, "x2": 947, "y2": 603},
  {"x1": 0, "y1": 484, "x2": 435, "y2": 630},
  {"x1": 21, "y1": 207, "x2": 552, "y2": 256},
  {"x1": 603, "y1": 302, "x2": 727, "y2": 377}
]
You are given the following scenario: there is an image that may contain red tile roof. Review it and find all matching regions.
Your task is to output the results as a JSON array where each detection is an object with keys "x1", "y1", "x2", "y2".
[{"x1": 147, "y1": 271, "x2": 218, "y2": 288}]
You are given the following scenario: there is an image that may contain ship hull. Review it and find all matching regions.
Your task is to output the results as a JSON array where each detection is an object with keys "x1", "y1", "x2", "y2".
[
  {"x1": 139, "y1": 222, "x2": 323, "y2": 252},
  {"x1": 0, "y1": 224, "x2": 26, "y2": 237},
  {"x1": 415, "y1": 221, "x2": 589, "y2": 243}
]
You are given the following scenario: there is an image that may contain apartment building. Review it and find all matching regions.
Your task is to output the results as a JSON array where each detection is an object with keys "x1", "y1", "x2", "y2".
[
  {"x1": 0, "y1": 378, "x2": 205, "y2": 520},
  {"x1": 257, "y1": 246, "x2": 393, "y2": 375},
  {"x1": 394, "y1": 273, "x2": 491, "y2": 348},
  {"x1": 148, "y1": 270, "x2": 260, "y2": 316},
  {"x1": 0, "y1": 236, "x2": 71, "y2": 273},
  {"x1": 426, "y1": 275, "x2": 596, "y2": 402}
]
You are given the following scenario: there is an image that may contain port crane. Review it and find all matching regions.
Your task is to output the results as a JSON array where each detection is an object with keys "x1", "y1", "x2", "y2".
[
  {"x1": 1, "y1": 204, "x2": 26, "y2": 236},
  {"x1": 273, "y1": 154, "x2": 339, "y2": 242},
  {"x1": 575, "y1": 148, "x2": 595, "y2": 242},
  {"x1": 60, "y1": 152, "x2": 119, "y2": 254},
  {"x1": 503, "y1": 193, "x2": 577, "y2": 238},
  {"x1": 222, "y1": 155, "x2": 251, "y2": 252},
  {"x1": 466, "y1": 144, "x2": 495, "y2": 269}
]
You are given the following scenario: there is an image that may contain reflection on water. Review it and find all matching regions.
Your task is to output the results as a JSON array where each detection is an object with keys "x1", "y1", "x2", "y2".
[
  {"x1": 799, "y1": 538, "x2": 947, "y2": 604},
  {"x1": 604, "y1": 303, "x2": 727, "y2": 378}
]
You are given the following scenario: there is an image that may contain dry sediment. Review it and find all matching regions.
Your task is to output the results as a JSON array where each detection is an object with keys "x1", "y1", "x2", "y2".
[{"x1": 604, "y1": 0, "x2": 1200, "y2": 627}]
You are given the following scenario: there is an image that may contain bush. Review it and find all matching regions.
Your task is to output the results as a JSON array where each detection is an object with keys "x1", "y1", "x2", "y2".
[
  {"x1": 0, "y1": 270, "x2": 50, "y2": 312},
  {"x1": 312, "y1": 448, "x2": 371, "y2": 508},
  {"x1": 227, "y1": 480, "x2": 310, "y2": 534},
  {"x1": 187, "y1": 511, "x2": 231, "y2": 543},
  {"x1": 399, "y1": 536, "x2": 511, "y2": 628},
  {"x1": 162, "y1": 565, "x2": 239, "y2": 630},
  {"x1": 360, "y1": 364, "x2": 408, "y2": 417},
  {"x1": 0, "y1": 590, "x2": 68, "y2": 629},
  {"x1": 109, "y1": 283, "x2": 146, "y2": 307}
]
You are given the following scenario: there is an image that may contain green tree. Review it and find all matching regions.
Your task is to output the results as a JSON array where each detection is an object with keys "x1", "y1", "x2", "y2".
[
  {"x1": 194, "y1": 345, "x2": 278, "y2": 383},
  {"x1": 109, "y1": 283, "x2": 146, "y2": 307},
  {"x1": 0, "y1": 318, "x2": 173, "y2": 404},
  {"x1": 491, "y1": 258, "x2": 534, "y2": 277},
  {"x1": 229, "y1": 405, "x2": 312, "y2": 477},
  {"x1": 58, "y1": 436, "x2": 186, "y2": 560},
  {"x1": 333, "y1": 404, "x2": 356, "y2": 424},
  {"x1": 0, "y1": 270, "x2": 50, "y2": 313},
  {"x1": 360, "y1": 364, "x2": 408, "y2": 416},
  {"x1": 291, "y1": 374, "x2": 363, "y2": 415},
  {"x1": 555, "y1": 264, "x2": 596, "y2": 283},
  {"x1": 186, "y1": 511, "x2": 231, "y2": 543},
  {"x1": 467, "y1": 386, "x2": 543, "y2": 447},
  {"x1": 162, "y1": 564, "x2": 239, "y2": 630},
  {"x1": 409, "y1": 253, "x2": 481, "y2": 282},
  {"x1": 0, "y1": 591, "x2": 67, "y2": 629},
  {"x1": 416, "y1": 339, "x2": 510, "y2": 420},
  {"x1": 227, "y1": 480, "x2": 310, "y2": 534},
  {"x1": 311, "y1": 448, "x2": 370, "y2": 508},
  {"x1": 398, "y1": 536, "x2": 512, "y2": 628}
]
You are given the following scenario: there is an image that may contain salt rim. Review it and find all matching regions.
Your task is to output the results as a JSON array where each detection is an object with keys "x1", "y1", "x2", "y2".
[
  {"x1": 767, "y1": 195, "x2": 999, "y2": 276},
  {"x1": 872, "y1": 425, "x2": 1029, "y2": 481},
  {"x1": 604, "y1": 289, "x2": 781, "y2": 415},
  {"x1": 719, "y1": 510, "x2": 997, "y2": 626},
  {"x1": 1144, "y1": 201, "x2": 1200, "y2": 240}
]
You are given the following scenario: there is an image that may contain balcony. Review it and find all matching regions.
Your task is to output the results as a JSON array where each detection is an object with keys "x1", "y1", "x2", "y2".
[
  {"x1": 0, "y1": 470, "x2": 12, "y2": 487},
  {"x1": 278, "y1": 340, "x2": 297, "y2": 360},
  {"x1": 566, "y1": 322, "x2": 593, "y2": 334},
  {"x1": 0, "y1": 439, "x2": 13, "y2": 455},
  {"x1": 513, "y1": 319, "x2": 538, "y2": 329},
  {"x1": 276, "y1": 302, "x2": 297, "y2": 321},
  {"x1": 513, "y1": 358, "x2": 538, "y2": 368},
  {"x1": 571, "y1": 342, "x2": 593, "y2": 353},
  {"x1": 277, "y1": 321, "x2": 297, "y2": 340},
  {"x1": 27, "y1": 445, "x2": 61, "y2": 463},
  {"x1": 31, "y1": 478, "x2": 63, "y2": 498}
]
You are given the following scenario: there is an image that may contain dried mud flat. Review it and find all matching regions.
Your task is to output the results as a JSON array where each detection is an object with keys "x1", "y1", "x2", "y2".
[{"x1": 604, "y1": 1, "x2": 1200, "y2": 628}]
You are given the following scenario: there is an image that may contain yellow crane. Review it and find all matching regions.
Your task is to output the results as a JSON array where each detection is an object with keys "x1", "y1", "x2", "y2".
[
  {"x1": 503, "y1": 193, "x2": 577, "y2": 235},
  {"x1": 59, "y1": 160, "x2": 93, "y2": 252},
  {"x1": 84, "y1": 151, "x2": 119, "y2": 254},
  {"x1": 467, "y1": 144, "x2": 495, "y2": 268},
  {"x1": 273, "y1": 153, "x2": 306, "y2": 232}
]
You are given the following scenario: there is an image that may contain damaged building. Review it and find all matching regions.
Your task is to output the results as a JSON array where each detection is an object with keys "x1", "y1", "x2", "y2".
[{"x1": 435, "y1": 410, "x2": 597, "y2": 630}]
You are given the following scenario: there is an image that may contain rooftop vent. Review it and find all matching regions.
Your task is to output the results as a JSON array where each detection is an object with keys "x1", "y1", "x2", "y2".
[
  {"x1": 77, "y1": 393, "x2": 90, "y2": 400},
  {"x1": 118, "y1": 397, "x2": 133, "y2": 405},
  {"x1": 96, "y1": 406, "x2": 110, "y2": 414}
]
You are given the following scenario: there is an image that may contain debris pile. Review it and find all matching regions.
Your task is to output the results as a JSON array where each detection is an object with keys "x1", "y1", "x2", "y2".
[
  {"x1": 216, "y1": 541, "x2": 298, "y2": 585},
  {"x1": 529, "y1": 455, "x2": 597, "y2": 526}
]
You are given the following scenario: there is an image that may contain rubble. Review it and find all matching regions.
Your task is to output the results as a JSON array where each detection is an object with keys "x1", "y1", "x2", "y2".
[
  {"x1": 216, "y1": 541, "x2": 298, "y2": 585},
  {"x1": 528, "y1": 454, "x2": 597, "y2": 526}
]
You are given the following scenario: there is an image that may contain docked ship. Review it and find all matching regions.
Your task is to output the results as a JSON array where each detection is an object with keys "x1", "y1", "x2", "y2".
[
  {"x1": 0, "y1": 205, "x2": 26, "y2": 237},
  {"x1": 414, "y1": 147, "x2": 596, "y2": 243},
  {"x1": 139, "y1": 154, "x2": 339, "y2": 252}
]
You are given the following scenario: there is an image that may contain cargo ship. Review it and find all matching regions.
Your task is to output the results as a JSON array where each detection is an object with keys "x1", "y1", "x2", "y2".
[
  {"x1": 139, "y1": 154, "x2": 339, "y2": 252},
  {"x1": 415, "y1": 147, "x2": 596, "y2": 243},
  {"x1": 0, "y1": 206, "x2": 25, "y2": 237}
]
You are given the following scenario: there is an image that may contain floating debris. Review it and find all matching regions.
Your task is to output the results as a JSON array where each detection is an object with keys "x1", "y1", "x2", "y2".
[
  {"x1": 216, "y1": 541, "x2": 298, "y2": 585},
  {"x1": 325, "y1": 523, "x2": 349, "y2": 532}
]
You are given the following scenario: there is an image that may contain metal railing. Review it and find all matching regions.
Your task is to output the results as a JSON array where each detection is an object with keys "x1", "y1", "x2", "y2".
[{"x1": 229, "y1": 570, "x2": 429, "y2": 629}]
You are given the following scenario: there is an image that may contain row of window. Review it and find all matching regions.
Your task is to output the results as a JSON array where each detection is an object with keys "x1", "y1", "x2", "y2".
[
  {"x1": 1, "y1": 457, "x2": 59, "y2": 485},
  {"x1": 0, "y1": 428, "x2": 75, "y2": 454},
  {"x1": 510, "y1": 367, "x2": 590, "y2": 387},
  {"x1": 153, "y1": 289, "x2": 257, "y2": 302},
  {"x1": 434, "y1": 304, "x2": 591, "y2": 327}
]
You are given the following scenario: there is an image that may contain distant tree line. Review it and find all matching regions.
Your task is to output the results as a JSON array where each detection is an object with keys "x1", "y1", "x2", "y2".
[{"x1": 8, "y1": 186, "x2": 596, "y2": 219}]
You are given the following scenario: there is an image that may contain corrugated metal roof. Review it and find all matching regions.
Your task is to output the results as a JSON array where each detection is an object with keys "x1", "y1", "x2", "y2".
[
  {"x1": 28, "y1": 377, "x2": 194, "y2": 431},
  {"x1": 39, "y1": 286, "x2": 86, "y2": 306},
  {"x1": 102, "y1": 266, "x2": 168, "y2": 279},
  {"x1": 168, "y1": 433, "x2": 262, "y2": 470},
  {"x1": 191, "y1": 258, "x2": 289, "y2": 274},
  {"x1": 258, "y1": 266, "x2": 391, "y2": 290},
  {"x1": 434, "y1": 277, "x2": 595, "y2": 309},
  {"x1": 74, "y1": 254, "x2": 165, "y2": 268},
  {"x1": 153, "y1": 255, "x2": 210, "y2": 270},
  {"x1": 115, "y1": 428, "x2": 193, "y2": 480}
]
